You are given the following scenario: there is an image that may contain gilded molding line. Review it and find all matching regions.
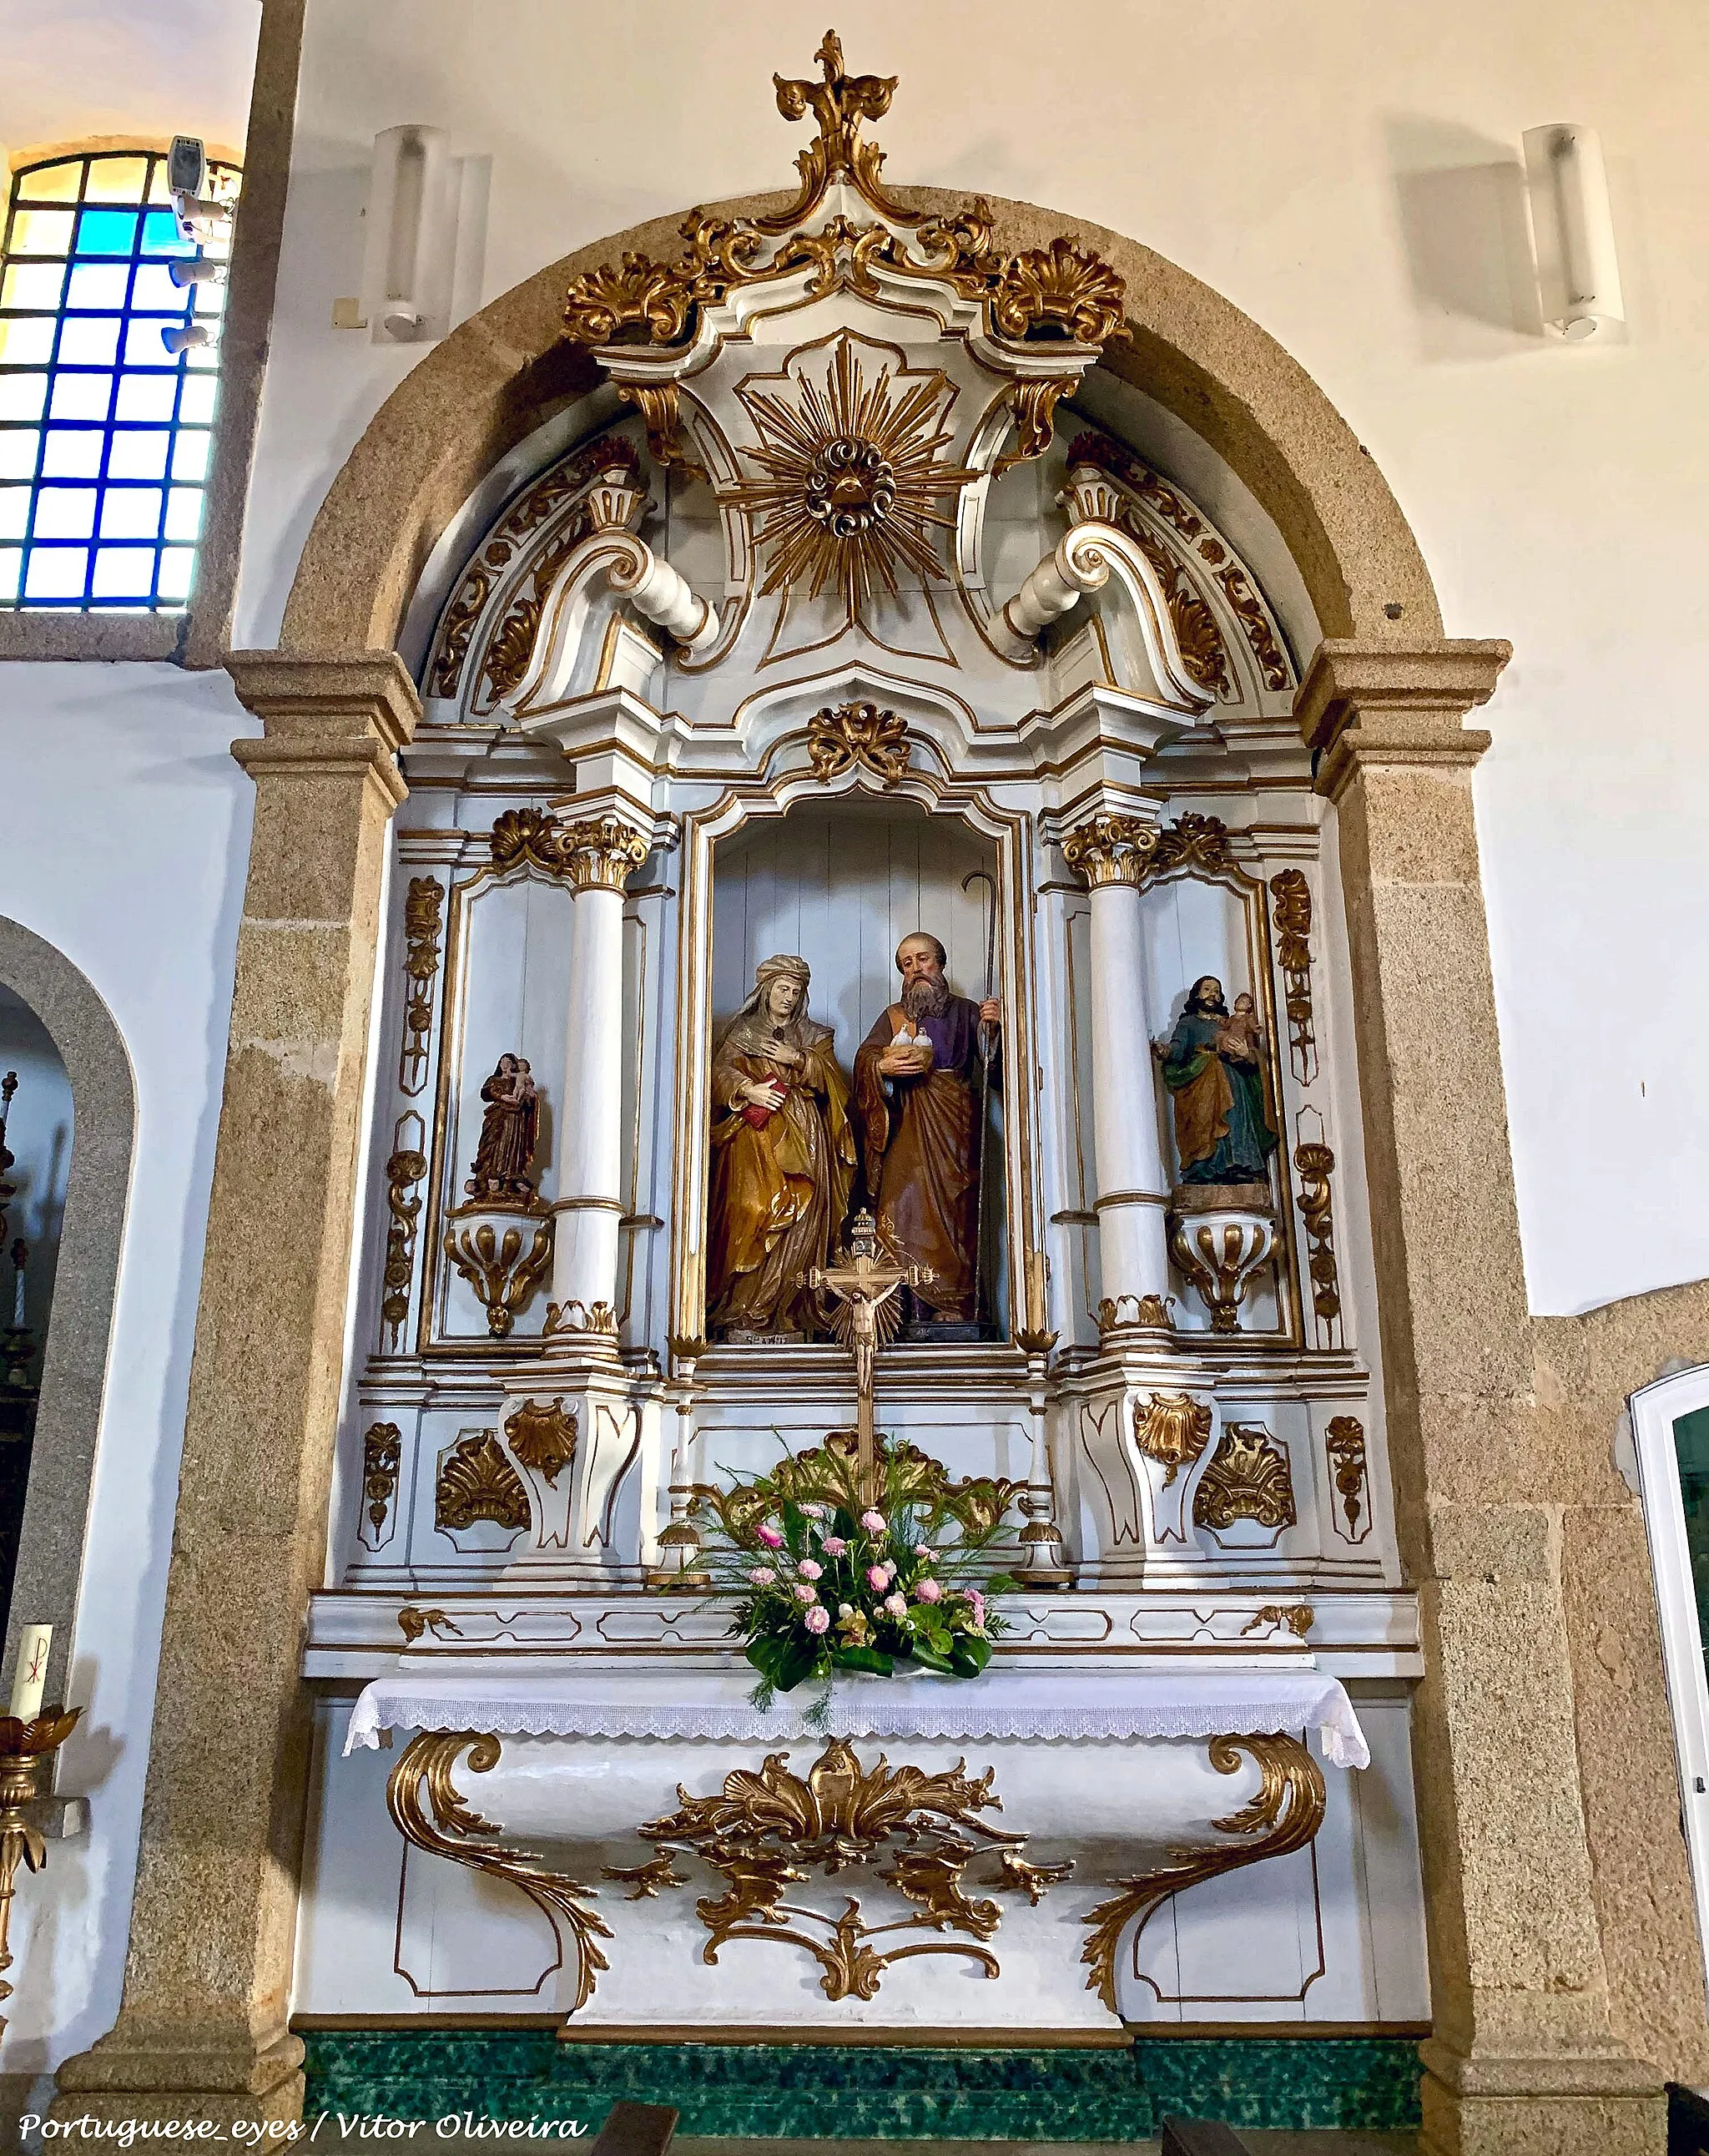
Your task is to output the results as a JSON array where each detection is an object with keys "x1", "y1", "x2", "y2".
[
  {"x1": 504, "y1": 1397, "x2": 578, "y2": 1487},
  {"x1": 635, "y1": 1736, "x2": 1070, "y2": 2001},
  {"x1": 1268, "y1": 870, "x2": 1318, "y2": 1085},
  {"x1": 1192, "y1": 1424, "x2": 1297, "y2": 1535},
  {"x1": 380, "y1": 1111, "x2": 427, "y2": 1351},
  {"x1": 805, "y1": 699, "x2": 910, "y2": 787},
  {"x1": 436, "y1": 1431, "x2": 530, "y2": 1535},
  {"x1": 1293, "y1": 1138, "x2": 1341, "y2": 1341},
  {"x1": 444, "y1": 1220, "x2": 554, "y2": 1339},
  {"x1": 387, "y1": 1732, "x2": 613, "y2": 2012},
  {"x1": 398, "y1": 878, "x2": 443, "y2": 1096},
  {"x1": 1323, "y1": 1415, "x2": 1369, "y2": 1543},
  {"x1": 561, "y1": 36, "x2": 1127, "y2": 360},
  {"x1": 1131, "y1": 1393, "x2": 1213, "y2": 1487},
  {"x1": 1079, "y1": 1733, "x2": 1326, "y2": 2012},
  {"x1": 360, "y1": 1421, "x2": 401, "y2": 1548}
]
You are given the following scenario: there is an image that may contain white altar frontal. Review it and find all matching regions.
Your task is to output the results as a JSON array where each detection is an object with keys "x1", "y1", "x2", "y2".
[{"x1": 298, "y1": 35, "x2": 1430, "y2": 2045}]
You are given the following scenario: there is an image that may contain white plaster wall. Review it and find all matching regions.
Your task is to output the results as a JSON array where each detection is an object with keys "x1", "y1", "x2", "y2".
[
  {"x1": 235, "y1": 0, "x2": 1709, "y2": 1315},
  {"x1": 0, "y1": 664, "x2": 255, "y2": 2084}
]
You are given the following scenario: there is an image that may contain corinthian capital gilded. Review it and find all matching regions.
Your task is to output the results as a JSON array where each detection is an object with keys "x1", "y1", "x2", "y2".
[
  {"x1": 1061, "y1": 811, "x2": 1160, "y2": 889},
  {"x1": 557, "y1": 814, "x2": 651, "y2": 894}
]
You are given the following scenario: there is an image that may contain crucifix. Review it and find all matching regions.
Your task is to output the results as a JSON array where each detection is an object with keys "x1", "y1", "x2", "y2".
[{"x1": 804, "y1": 1212, "x2": 931, "y2": 1508}]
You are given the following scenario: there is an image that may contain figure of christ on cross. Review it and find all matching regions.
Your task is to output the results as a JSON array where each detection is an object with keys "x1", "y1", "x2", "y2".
[{"x1": 803, "y1": 1212, "x2": 933, "y2": 1507}]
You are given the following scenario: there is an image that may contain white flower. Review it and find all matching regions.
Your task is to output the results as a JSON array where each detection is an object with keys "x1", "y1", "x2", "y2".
[{"x1": 884, "y1": 1592, "x2": 908, "y2": 1618}]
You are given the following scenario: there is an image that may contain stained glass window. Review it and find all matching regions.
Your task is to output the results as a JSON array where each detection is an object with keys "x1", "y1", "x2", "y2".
[{"x1": 0, "y1": 148, "x2": 240, "y2": 613}]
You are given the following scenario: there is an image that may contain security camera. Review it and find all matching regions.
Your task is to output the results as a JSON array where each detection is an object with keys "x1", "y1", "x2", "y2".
[{"x1": 160, "y1": 322, "x2": 214, "y2": 355}]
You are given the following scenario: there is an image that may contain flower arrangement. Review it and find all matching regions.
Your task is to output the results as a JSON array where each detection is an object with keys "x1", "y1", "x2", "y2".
[{"x1": 688, "y1": 1431, "x2": 1020, "y2": 1704}]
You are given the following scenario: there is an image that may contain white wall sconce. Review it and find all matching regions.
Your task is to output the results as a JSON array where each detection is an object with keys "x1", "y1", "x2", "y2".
[
  {"x1": 1523, "y1": 124, "x2": 1625, "y2": 341},
  {"x1": 358, "y1": 124, "x2": 460, "y2": 344}
]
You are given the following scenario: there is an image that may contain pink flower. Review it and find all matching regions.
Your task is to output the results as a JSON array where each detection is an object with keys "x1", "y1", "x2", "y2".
[
  {"x1": 794, "y1": 1583, "x2": 818, "y2": 1603},
  {"x1": 754, "y1": 1523, "x2": 784, "y2": 1548},
  {"x1": 880, "y1": 1560, "x2": 898, "y2": 1583},
  {"x1": 804, "y1": 1605, "x2": 830, "y2": 1633},
  {"x1": 799, "y1": 1502, "x2": 825, "y2": 1518},
  {"x1": 748, "y1": 1568, "x2": 775, "y2": 1586},
  {"x1": 797, "y1": 1558, "x2": 823, "y2": 1580},
  {"x1": 915, "y1": 1544, "x2": 933, "y2": 1561},
  {"x1": 915, "y1": 1578, "x2": 943, "y2": 1603},
  {"x1": 884, "y1": 1592, "x2": 909, "y2": 1618},
  {"x1": 866, "y1": 1565, "x2": 890, "y2": 1590},
  {"x1": 821, "y1": 1537, "x2": 847, "y2": 1556},
  {"x1": 860, "y1": 1511, "x2": 886, "y2": 1533}
]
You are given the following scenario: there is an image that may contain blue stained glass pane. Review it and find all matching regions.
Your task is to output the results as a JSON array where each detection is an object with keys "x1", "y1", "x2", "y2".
[
  {"x1": 75, "y1": 209, "x2": 140, "y2": 256},
  {"x1": 139, "y1": 210, "x2": 192, "y2": 257}
]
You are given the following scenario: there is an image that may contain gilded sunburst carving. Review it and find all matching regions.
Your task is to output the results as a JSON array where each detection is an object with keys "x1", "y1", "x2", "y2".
[{"x1": 725, "y1": 333, "x2": 974, "y2": 627}]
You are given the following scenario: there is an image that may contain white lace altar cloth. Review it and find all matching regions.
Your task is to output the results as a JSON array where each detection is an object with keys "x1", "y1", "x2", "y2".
[{"x1": 344, "y1": 1662, "x2": 1369, "y2": 1769}]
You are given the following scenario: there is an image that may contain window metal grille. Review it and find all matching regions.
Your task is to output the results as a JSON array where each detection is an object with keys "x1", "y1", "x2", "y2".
[{"x1": 0, "y1": 148, "x2": 240, "y2": 613}]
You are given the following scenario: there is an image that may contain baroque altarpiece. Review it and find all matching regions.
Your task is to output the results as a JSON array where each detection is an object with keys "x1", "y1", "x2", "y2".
[{"x1": 300, "y1": 41, "x2": 1428, "y2": 2039}]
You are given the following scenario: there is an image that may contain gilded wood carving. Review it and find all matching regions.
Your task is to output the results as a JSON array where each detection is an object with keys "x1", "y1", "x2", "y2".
[
  {"x1": 387, "y1": 1732, "x2": 612, "y2": 2012},
  {"x1": 1268, "y1": 869, "x2": 1318, "y2": 1085},
  {"x1": 1324, "y1": 1415, "x2": 1369, "y2": 1543},
  {"x1": 436, "y1": 1431, "x2": 530, "y2": 1534},
  {"x1": 1131, "y1": 1394, "x2": 1213, "y2": 1487},
  {"x1": 1192, "y1": 1424, "x2": 1298, "y2": 1535},
  {"x1": 398, "y1": 878, "x2": 443, "y2": 1096},
  {"x1": 634, "y1": 1736, "x2": 1070, "y2": 2000},
  {"x1": 503, "y1": 1398, "x2": 578, "y2": 1488},
  {"x1": 1079, "y1": 1732, "x2": 1326, "y2": 2011}
]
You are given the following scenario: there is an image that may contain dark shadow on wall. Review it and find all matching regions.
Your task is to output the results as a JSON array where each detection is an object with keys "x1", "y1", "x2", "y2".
[{"x1": 1384, "y1": 114, "x2": 1545, "y2": 361}]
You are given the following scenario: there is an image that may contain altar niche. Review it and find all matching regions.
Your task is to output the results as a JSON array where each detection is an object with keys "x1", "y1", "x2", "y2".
[{"x1": 708, "y1": 802, "x2": 1011, "y2": 1345}]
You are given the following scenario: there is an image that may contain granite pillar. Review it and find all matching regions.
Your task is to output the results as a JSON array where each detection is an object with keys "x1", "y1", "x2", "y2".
[{"x1": 1297, "y1": 639, "x2": 1666, "y2": 2156}]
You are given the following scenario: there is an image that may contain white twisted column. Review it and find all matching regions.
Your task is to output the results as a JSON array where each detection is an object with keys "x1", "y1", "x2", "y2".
[
  {"x1": 547, "y1": 814, "x2": 649, "y2": 1344},
  {"x1": 1061, "y1": 813, "x2": 1172, "y2": 1320}
]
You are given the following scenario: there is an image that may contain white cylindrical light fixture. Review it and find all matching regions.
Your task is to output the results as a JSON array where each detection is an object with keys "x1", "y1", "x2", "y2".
[
  {"x1": 1524, "y1": 124, "x2": 1625, "y2": 341},
  {"x1": 360, "y1": 124, "x2": 454, "y2": 343}
]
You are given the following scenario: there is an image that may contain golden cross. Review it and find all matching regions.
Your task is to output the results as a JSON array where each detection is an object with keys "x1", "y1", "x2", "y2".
[{"x1": 804, "y1": 1212, "x2": 930, "y2": 1508}]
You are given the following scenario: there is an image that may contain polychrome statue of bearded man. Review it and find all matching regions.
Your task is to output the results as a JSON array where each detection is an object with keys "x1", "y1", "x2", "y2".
[
  {"x1": 853, "y1": 932, "x2": 1001, "y2": 1325},
  {"x1": 707, "y1": 953, "x2": 856, "y2": 1339}
]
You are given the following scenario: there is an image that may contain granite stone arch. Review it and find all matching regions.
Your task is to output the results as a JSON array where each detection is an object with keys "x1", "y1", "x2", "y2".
[
  {"x1": 0, "y1": 916, "x2": 136, "y2": 1709},
  {"x1": 276, "y1": 187, "x2": 1442, "y2": 657}
]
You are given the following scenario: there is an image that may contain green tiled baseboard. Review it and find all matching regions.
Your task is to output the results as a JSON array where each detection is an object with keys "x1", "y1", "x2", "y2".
[{"x1": 300, "y1": 2032, "x2": 1422, "y2": 2138}]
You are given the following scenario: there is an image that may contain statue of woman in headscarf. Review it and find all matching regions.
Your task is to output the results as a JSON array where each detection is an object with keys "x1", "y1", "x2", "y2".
[{"x1": 707, "y1": 954, "x2": 856, "y2": 1339}]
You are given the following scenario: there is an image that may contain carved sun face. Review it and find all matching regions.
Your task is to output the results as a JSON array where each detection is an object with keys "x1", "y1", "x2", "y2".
[{"x1": 728, "y1": 334, "x2": 975, "y2": 617}]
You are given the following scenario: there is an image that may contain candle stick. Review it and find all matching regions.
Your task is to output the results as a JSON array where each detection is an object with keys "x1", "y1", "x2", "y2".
[
  {"x1": 8, "y1": 1627, "x2": 50, "y2": 1724},
  {"x1": 9, "y1": 1248, "x2": 23, "y2": 1330}
]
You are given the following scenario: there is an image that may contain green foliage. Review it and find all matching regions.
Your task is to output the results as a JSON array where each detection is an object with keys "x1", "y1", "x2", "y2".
[{"x1": 692, "y1": 1438, "x2": 1015, "y2": 1706}]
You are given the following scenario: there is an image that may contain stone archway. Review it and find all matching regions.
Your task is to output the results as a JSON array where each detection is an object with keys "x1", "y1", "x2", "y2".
[
  {"x1": 0, "y1": 920, "x2": 135, "y2": 1706},
  {"x1": 54, "y1": 193, "x2": 1701, "y2": 2156}
]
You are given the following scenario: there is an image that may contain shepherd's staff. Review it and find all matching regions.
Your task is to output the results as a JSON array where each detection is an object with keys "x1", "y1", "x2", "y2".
[{"x1": 961, "y1": 868, "x2": 999, "y2": 1333}]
